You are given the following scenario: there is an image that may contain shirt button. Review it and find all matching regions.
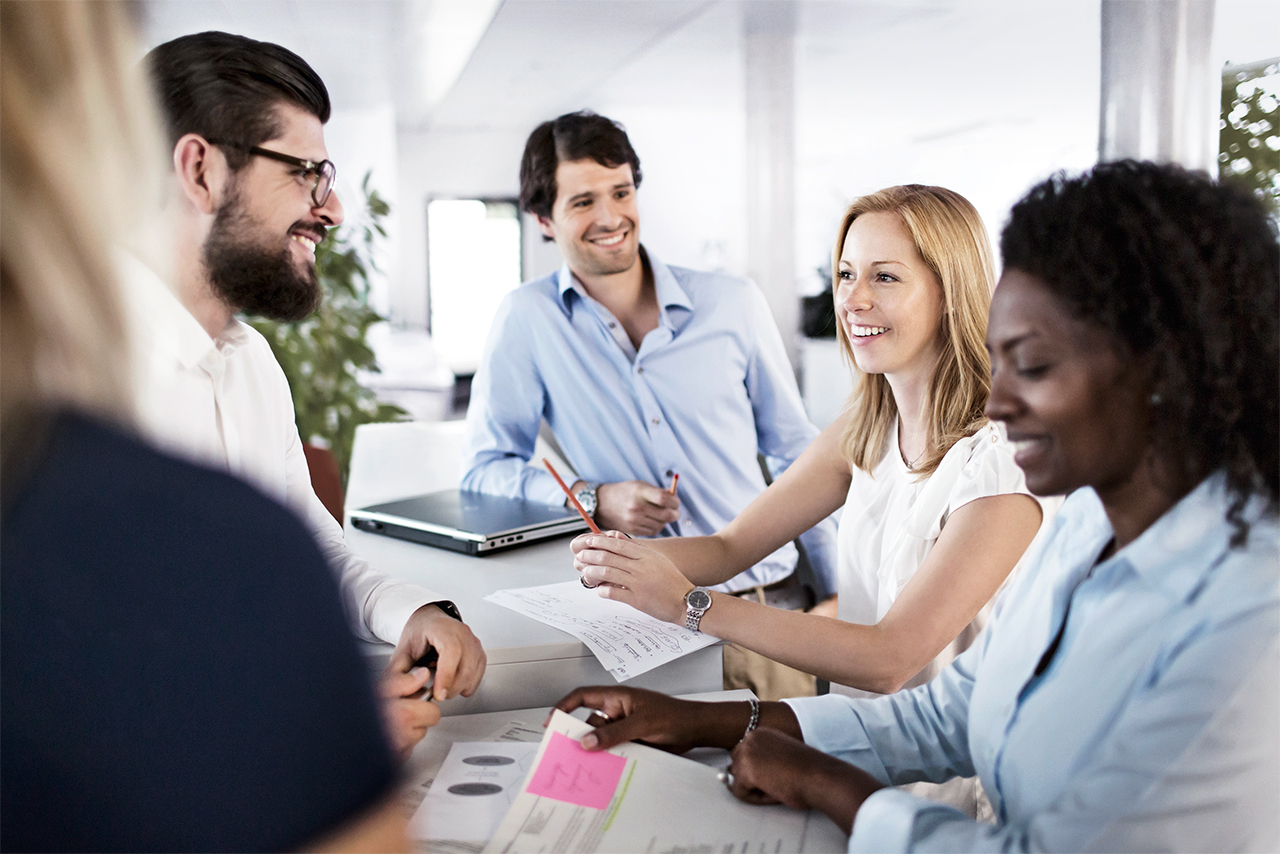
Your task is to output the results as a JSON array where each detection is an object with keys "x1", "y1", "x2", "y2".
[
  {"x1": 608, "y1": 322, "x2": 617, "y2": 329},
  {"x1": 637, "y1": 367, "x2": 644, "y2": 374},
  {"x1": 652, "y1": 417, "x2": 660, "y2": 426},
  {"x1": 666, "y1": 470, "x2": 673, "y2": 477}
]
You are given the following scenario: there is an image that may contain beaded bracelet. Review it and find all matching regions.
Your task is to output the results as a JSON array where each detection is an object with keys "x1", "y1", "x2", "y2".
[{"x1": 738, "y1": 697, "x2": 760, "y2": 744}]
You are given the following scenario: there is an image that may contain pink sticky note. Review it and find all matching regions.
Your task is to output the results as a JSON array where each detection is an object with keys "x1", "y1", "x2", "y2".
[{"x1": 526, "y1": 732, "x2": 627, "y2": 810}]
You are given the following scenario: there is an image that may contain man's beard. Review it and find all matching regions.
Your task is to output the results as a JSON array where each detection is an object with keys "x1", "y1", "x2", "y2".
[{"x1": 202, "y1": 190, "x2": 323, "y2": 322}]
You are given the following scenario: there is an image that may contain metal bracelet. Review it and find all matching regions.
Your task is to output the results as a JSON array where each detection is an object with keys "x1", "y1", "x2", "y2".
[{"x1": 739, "y1": 698, "x2": 760, "y2": 744}]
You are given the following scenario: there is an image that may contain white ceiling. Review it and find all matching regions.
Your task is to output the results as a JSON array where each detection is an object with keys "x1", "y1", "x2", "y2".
[
  {"x1": 429, "y1": 0, "x2": 718, "y2": 131},
  {"x1": 141, "y1": 0, "x2": 1278, "y2": 131},
  {"x1": 140, "y1": 1, "x2": 992, "y2": 132}
]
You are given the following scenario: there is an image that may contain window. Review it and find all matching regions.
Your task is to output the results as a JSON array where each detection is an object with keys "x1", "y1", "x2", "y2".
[{"x1": 426, "y1": 198, "x2": 523, "y2": 374}]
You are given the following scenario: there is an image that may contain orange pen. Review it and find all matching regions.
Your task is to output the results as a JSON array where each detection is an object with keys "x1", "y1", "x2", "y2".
[{"x1": 542, "y1": 457, "x2": 602, "y2": 534}]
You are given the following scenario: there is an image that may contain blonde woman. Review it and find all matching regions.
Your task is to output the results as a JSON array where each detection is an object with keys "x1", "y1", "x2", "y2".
[
  {"x1": 572, "y1": 185, "x2": 1044, "y2": 699},
  {"x1": 1, "y1": 3, "x2": 407, "y2": 849}
]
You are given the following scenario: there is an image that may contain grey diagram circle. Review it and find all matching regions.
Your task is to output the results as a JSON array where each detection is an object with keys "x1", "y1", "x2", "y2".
[
  {"x1": 462, "y1": 755, "x2": 516, "y2": 766},
  {"x1": 448, "y1": 782, "x2": 504, "y2": 796}
]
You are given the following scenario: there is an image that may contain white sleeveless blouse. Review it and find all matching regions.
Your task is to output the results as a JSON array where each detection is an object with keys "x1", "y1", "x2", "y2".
[{"x1": 833, "y1": 420, "x2": 1041, "y2": 698}]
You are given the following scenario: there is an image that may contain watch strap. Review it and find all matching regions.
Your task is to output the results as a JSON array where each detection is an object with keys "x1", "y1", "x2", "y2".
[{"x1": 684, "y1": 587, "x2": 711, "y2": 632}]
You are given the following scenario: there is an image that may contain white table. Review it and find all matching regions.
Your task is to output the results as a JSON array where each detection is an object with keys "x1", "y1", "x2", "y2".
[{"x1": 346, "y1": 528, "x2": 724, "y2": 715}]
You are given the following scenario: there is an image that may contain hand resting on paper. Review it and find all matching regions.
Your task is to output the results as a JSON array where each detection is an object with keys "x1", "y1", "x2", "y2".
[
  {"x1": 725, "y1": 728, "x2": 884, "y2": 835},
  {"x1": 555, "y1": 686, "x2": 881, "y2": 834},
  {"x1": 571, "y1": 533, "x2": 692, "y2": 623},
  {"x1": 595, "y1": 480, "x2": 680, "y2": 536},
  {"x1": 552, "y1": 685, "x2": 803, "y2": 753}
]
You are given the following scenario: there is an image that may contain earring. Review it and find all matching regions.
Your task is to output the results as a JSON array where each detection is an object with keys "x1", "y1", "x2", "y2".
[{"x1": 1149, "y1": 392, "x2": 1163, "y2": 406}]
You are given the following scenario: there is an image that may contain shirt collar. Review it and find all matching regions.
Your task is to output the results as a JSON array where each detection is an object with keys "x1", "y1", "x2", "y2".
[
  {"x1": 1103, "y1": 473, "x2": 1253, "y2": 602},
  {"x1": 556, "y1": 246, "x2": 693, "y2": 324},
  {"x1": 115, "y1": 248, "x2": 215, "y2": 371},
  {"x1": 214, "y1": 317, "x2": 251, "y2": 354}
]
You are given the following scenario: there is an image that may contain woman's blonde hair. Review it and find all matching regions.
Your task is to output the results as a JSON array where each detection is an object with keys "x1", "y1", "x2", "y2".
[
  {"x1": 1, "y1": 0, "x2": 163, "y2": 435},
  {"x1": 834, "y1": 185, "x2": 995, "y2": 477}
]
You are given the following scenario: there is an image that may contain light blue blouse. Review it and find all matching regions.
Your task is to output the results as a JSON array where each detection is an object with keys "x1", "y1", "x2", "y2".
[{"x1": 787, "y1": 474, "x2": 1279, "y2": 851}]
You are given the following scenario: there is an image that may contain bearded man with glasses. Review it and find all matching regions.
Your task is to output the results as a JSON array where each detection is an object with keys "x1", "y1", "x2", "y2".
[{"x1": 124, "y1": 31, "x2": 486, "y2": 757}]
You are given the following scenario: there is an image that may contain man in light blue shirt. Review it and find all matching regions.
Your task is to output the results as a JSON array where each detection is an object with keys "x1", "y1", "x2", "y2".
[{"x1": 462, "y1": 112, "x2": 836, "y2": 682}]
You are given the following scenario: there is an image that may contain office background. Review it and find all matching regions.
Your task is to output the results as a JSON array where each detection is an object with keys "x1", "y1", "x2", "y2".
[{"x1": 140, "y1": 0, "x2": 1278, "y2": 435}]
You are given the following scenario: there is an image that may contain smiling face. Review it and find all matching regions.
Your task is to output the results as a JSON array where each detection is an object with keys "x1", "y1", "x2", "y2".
[
  {"x1": 538, "y1": 158, "x2": 640, "y2": 280},
  {"x1": 985, "y1": 268, "x2": 1153, "y2": 498},
  {"x1": 836, "y1": 211, "x2": 945, "y2": 385},
  {"x1": 202, "y1": 101, "x2": 344, "y2": 320}
]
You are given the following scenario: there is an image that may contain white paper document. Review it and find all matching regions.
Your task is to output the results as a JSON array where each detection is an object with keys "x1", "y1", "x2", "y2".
[
  {"x1": 483, "y1": 710, "x2": 847, "y2": 854},
  {"x1": 409, "y1": 741, "x2": 540, "y2": 843},
  {"x1": 485, "y1": 581, "x2": 719, "y2": 681}
]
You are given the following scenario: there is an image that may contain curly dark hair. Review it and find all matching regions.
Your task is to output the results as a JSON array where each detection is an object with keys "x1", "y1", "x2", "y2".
[
  {"x1": 519, "y1": 110, "x2": 642, "y2": 233},
  {"x1": 1001, "y1": 160, "x2": 1278, "y2": 545}
]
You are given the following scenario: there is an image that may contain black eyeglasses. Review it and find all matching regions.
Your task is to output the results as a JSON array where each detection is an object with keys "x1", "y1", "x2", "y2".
[{"x1": 209, "y1": 140, "x2": 336, "y2": 207}]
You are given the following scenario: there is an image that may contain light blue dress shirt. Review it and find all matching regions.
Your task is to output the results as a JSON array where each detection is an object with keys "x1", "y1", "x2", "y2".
[
  {"x1": 462, "y1": 250, "x2": 837, "y2": 594},
  {"x1": 787, "y1": 474, "x2": 1279, "y2": 851}
]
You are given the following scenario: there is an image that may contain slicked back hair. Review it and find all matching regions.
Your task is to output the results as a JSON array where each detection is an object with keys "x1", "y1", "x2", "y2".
[
  {"x1": 145, "y1": 31, "x2": 329, "y2": 171},
  {"x1": 520, "y1": 110, "x2": 642, "y2": 227}
]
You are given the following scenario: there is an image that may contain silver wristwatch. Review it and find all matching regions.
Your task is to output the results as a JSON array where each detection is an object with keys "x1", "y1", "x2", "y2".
[
  {"x1": 573, "y1": 482, "x2": 599, "y2": 517},
  {"x1": 684, "y1": 587, "x2": 713, "y2": 632}
]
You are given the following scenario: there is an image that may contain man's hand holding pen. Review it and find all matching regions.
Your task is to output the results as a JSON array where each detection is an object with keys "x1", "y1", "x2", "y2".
[{"x1": 592, "y1": 480, "x2": 680, "y2": 536}]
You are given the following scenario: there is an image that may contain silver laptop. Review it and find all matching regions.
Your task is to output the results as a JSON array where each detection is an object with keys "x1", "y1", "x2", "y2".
[{"x1": 349, "y1": 489, "x2": 588, "y2": 556}]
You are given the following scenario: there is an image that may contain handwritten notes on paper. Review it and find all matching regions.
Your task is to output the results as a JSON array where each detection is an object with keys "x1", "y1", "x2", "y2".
[
  {"x1": 525, "y1": 732, "x2": 626, "y2": 810},
  {"x1": 485, "y1": 581, "x2": 719, "y2": 681}
]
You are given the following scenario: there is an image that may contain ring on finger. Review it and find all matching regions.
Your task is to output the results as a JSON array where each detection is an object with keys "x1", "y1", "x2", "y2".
[
  {"x1": 718, "y1": 769, "x2": 735, "y2": 789},
  {"x1": 581, "y1": 576, "x2": 599, "y2": 589}
]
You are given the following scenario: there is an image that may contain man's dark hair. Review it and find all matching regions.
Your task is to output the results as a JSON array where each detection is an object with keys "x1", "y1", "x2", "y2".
[
  {"x1": 519, "y1": 110, "x2": 643, "y2": 222},
  {"x1": 1001, "y1": 160, "x2": 1279, "y2": 543},
  {"x1": 145, "y1": 31, "x2": 330, "y2": 171}
]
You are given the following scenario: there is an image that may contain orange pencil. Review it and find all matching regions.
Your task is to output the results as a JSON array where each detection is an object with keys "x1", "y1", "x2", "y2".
[
  {"x1": 542, "y1": 457, "x2": 602, "y2": 534},
  {"x1": 668, "y1": 473, "x2": 679, "y2": 495}
]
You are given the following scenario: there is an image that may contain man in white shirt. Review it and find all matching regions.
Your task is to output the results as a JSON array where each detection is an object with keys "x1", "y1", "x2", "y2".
[{"x1": 137, "y1": 31, "x2": 484, "y2": 753}]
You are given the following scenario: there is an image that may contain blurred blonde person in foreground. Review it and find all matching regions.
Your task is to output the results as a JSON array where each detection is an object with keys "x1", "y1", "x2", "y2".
[{"x1": 1, "y1": 3, "x2": 409, "y2": 849}]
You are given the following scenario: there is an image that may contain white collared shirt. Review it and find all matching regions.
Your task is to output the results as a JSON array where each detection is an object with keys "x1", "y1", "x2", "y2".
[{"x1": 119, "y1": 252, "x2": 438, "y2": 643}]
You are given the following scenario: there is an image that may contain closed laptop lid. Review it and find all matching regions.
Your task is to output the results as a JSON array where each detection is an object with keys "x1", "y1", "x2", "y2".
[{"x1": 351, "y1": 489, "x2": 586, "y2": 543}]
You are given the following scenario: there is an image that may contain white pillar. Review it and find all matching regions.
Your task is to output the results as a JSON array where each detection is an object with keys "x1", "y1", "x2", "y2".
[
  {"x1": 743, "y1": 1, "x2": 800, "y2": 368},
  {"x1": 1099, "y1": 0, "x2": 1218, "y2": 169}
]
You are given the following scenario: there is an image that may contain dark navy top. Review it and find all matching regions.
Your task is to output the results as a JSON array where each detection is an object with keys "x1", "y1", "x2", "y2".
[{"x1": 2, "y1": 411, "x2": 397, "y2": 852}]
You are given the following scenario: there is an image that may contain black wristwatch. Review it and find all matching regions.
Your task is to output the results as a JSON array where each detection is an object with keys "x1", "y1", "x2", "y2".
[
  {"x1": 574, "y1": 482, "x2": 599, "y2": 517},
  {"x1": 684, "y1": 587, "x2": 713, "y2": 632}
]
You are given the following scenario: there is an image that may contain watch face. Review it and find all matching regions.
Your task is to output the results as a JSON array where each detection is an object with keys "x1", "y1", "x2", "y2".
[
  {"x1": 686, "y1": 589, "x2": 712, "y2": 611},
  {"x1": 575, "y1": 488, "x2": 597, "y2": 515}
]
